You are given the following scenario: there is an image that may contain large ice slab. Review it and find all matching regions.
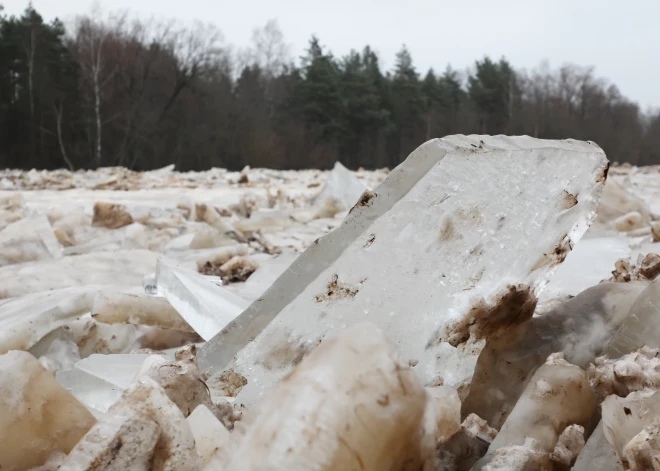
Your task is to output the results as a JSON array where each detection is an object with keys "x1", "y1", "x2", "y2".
[{"x1": 199, "y1": 135, "x2": 609, "y2": 406}]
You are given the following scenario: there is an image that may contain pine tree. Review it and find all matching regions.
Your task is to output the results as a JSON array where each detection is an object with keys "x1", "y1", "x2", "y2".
[{"x1": 390, "y1": 45, "x2": 424, "y2": 164}]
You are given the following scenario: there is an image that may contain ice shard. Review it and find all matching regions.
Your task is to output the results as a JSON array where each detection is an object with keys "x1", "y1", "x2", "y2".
[
  {"x1": 56, "y1": 354, "x2": 152, "y2": 416},
  {"x1": 199, "y1": 136, "x2": 609, "y2": 406},
  {"x1": 156, "y1": 257, "x2": 249, "y2": 340}
]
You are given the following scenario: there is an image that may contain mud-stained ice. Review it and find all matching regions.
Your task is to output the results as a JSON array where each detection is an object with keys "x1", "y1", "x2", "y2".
[{"x1": 199, "y1": 135, "x2": 609, "y2": 406}]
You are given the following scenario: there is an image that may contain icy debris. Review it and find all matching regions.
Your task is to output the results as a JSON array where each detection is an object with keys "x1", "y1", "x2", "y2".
[
  {"x1": 477, "y1": 438, "x2": 549, "y2": 471},
  {"x1": 624, "y1": 418, "x2": 660, "y2": 471},
  {"x1": 209, "y1": 323, "x2": 431, "y2": 471},
  {"x1": 0, "y1": 351, "x2": 96, "y2": 471},
  {"x1": 640, "y1": 253, "x2": 660, "y2": 280},
  {"x1": 59, "y1": 413, "x2": 160, "y2": 470},
  {"x1": 652, "y1": 222, "x2": 660, "y2": 242},
  {"x1": 474, "y1": 354, "x2": 595, "y2": 469},
  {"x1": 92, "y1": 291, "x2": 194, "y2": 332},
  {"x1": 549, "y1": 424, "x2": 585, "y2": 467},
  {"x1": 84, "y1": 377, "x2": 199, "y2": 470},
  {"x1": 436, "y1": 413, "x2": 497, "y2": 471},
  {"x1": 424, "y1": 386, "x2": 462, "y2": 445},
  {"x1": 314, "y1": 161, "x2": 367, "y2": 210},
  {"x1": 0, "y1": 215, "x2": 61, "y2": 266},
  {"x1": 136, "y1": 345, "x2": 218, "y2": 417},
  {"x1": 455, "y1": 282, "x2": 644, "y2": 428},
  {"x1": 608, "y1": 278, "x2": 660, "y2": 357},
  {"x1": 200, "y1": 136, "x2": 609, "y2": 406},
  {"x1": 612, "y1": 211, "x2": 645, "y2": 232},
  {"x1": 92, "y1": 202, "x2": 134, "y2": 229},
  {"x1": 602, "y1": 390, "x2": 660, "y2": 464},
  {"x1": 156, "y1": 257, "x2": 249, "y2": 341},
  {"x1": 200, "y1": 255, "x2": 259, "y2": 283},
  {"x1": 588, "y1": 346, "x2": 660, "y2": 399},
  {"x1": 187, "y1": 405, "x2": 230, "y2": 466},
  {"x1": 573, "y1": 420, "x2": 624, "y2": 471},
  {"x1": 56, "y1": 354, "x2": 152, "y2": 416}
]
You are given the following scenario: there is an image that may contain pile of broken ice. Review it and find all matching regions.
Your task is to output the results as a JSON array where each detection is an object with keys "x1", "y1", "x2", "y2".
[{"x1": 5, "y1": 135, "x2": 660, "y2": 470}]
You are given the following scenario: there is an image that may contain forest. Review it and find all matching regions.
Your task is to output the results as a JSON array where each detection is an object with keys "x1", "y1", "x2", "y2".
[{"x1": 1, "y1": 4, "x2": 659, "y2": 171}]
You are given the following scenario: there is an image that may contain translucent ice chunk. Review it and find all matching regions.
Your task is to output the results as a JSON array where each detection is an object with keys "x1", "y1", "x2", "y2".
[
  {"x1": 143, "y1": 272, "x2": 159, "y2": 295},
  {"x1": 187, "y1": 405, "x2": 230, "y2": 466},
  {"x1": 56, "y1": 354, "x2": 152, "y2": 416},
  {"x1": 156, "y1": 257, "x2": 249, "y2": 340},
  {"x1": 0, "y1": 351, "x2": 96, "y2": 471},
  {"x1": 200, "y1": 136, "x2": 609, "y2": 406}
]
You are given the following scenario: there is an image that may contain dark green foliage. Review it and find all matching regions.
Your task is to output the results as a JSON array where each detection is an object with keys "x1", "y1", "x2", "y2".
[{"x1": 0, "y1": 5, "x2": 657, "y2": 170}]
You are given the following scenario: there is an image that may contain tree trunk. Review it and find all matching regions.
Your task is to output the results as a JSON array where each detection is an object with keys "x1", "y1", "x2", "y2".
[{"x1": 54, "y1": 104, "x2": 74, "y2": 171}]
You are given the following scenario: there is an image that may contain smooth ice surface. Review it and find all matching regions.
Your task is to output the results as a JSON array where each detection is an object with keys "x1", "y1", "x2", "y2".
[
  {"x1": 314, "y1": 161, "x2": 367, "y2": 209},
  {"x1": 56, "y1": 354, "x2": 151, "y2": 416},
  {"x1": 540, "y1": 236, "x2": 631, "y2": 301},
  {"x1": 156, "y1": 257, "x2": 249, "y2": 340},
  {"x1": 200, "y1": 136, "x2": 609, "y2": 405}
]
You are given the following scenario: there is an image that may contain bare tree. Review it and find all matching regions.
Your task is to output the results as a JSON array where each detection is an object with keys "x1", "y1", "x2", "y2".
[
  {"x1": 69, "y1": 9, "x2": 127, "y2": 167},
  {"x1": 250, "y1": 19, "x2": 289, "y2": 77}
]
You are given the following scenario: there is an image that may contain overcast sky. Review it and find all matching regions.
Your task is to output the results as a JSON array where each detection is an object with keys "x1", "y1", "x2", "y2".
[{"x1": 3, "y1": 0, "x2": 659, "y2": 109}]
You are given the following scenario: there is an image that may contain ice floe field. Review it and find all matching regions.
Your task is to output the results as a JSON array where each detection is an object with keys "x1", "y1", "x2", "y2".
[{"x1": 3, "y1": 136, "x2": 660, "y2": 470}]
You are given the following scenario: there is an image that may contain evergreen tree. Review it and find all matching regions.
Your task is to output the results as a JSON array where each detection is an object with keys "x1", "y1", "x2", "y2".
[
  {"x1": 468, "y1": 56, "x2": 519, "y2": 134},
  {"x1": 294, "y1": 36, "x2": 347, "y2": 152},
  {"x1": 390, "y1": 45, "x2": 424, "y2": 164}
]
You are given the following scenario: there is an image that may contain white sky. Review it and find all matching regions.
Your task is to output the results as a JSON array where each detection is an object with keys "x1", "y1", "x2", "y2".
[{"x1": 3, "y1": 0, "x2": 659, "y2": 109}]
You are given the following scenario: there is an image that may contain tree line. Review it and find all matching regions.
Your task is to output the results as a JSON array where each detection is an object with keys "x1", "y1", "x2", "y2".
[{"x1": 1, "y1": 5, "x2": 659, "y2": 171}]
